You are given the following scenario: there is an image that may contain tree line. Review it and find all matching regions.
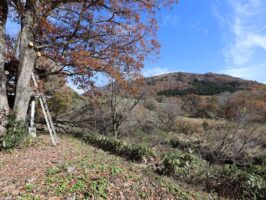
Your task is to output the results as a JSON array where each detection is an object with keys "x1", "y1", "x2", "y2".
[{"x1": 157, "y1": 80, "x2": 239, "y2": 96}]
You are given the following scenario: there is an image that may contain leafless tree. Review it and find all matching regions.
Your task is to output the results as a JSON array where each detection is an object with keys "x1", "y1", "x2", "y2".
[
  {"x1": 158, "y1": 103, "x2": 181, "y2": 131},
  {"x1": 205, "y1": 112, "x2": 260, "y2": 164},
  {"x1": 107, "y1": 78, "x2": 143, "y2": 139}
]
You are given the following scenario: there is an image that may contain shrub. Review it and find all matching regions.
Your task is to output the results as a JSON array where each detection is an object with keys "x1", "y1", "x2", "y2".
[
  {"x1": 176, "y1": 121, "x2": 195, "y2": 135},
  {"x1": 170, "y1": 138, "x2": 200, "y2": 151},
  {"x1": 0, "y1": 108, "x2": 8, "y2": 136},
  {"x1": 155, "y1": 95, "x2": 166, "y2": 103},
  {"x1": 141, "y1": 119, "x2": 156, "y2": 134},
  {"x1": 205, "y1": 117, "x2": 260, "y2": 164},
  {"x1": 78, "y1": 133, "x2": 156, "y2": 162},
  {"x1": 143, "y1": 99, "x2": 157, "y2": 111},
  {"x1": 205, "y1": 165, "x2": 266, "y2": 199},
  {"x1": 161, "y1": 150, "x2": 206, "y2": 180},
  {"x1": 158, "y1": 103, "x2": 180, "y2": 131},
  {"x1": 0, "y1": 113, "x2": 28, "y2": 150},
  {"x1": 160, "y1": 149, "x2": 265, "y2": 199}
]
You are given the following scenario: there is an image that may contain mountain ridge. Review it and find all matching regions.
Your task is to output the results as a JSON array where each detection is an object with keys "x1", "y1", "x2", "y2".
[{"x1": 140, "y1": 71, "x2": 264, "y2": 96}]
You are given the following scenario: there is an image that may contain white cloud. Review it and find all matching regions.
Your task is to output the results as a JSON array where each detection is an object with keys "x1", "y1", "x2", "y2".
[
  {"x1": 143, "y1": 67, "x2": 174, "y2": 77},
  {"x1": 220, "y1": 65, "x2": 266, "y2": 83},
  {"x1": 225, "y1": 0, "x2": 266, "y2": 65},
  {"x1": 214, "y1": 0, "x2": 266, "y2": 82}
]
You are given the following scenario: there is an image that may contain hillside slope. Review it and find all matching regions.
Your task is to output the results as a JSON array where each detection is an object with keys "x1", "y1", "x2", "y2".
[
  {"x1": 0, "y1": 135, "x2": 213, "y2": 200},
  {"x1": 141, "y1": 72, "x2": 263, "y2": 96}
]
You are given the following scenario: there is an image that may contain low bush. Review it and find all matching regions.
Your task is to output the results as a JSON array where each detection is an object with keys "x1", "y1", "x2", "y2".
[
  {"x1": 158, "y1": 103, "x2": 180, "y2": 131},
  {"x1": 161, "y1": 150, "x2": 206, "y2": 180},
  {"x1": 160, "y1": 149, "x2": 266, "y2": 199},
  {"x1": 78, "y1": 133, "x2": 156, "y2": 162},
  {"x1": 155, "y1": 95, "x2": 166, "y2": 103},
  {"x1": 0, "y1": 113, "x2": 28, "y2": 150},
  {"x1": 204, "y1": 165, "x2": 266, "y2": 199},
  {"x1": 176, "y1": 122, "x2": 195, "y2": 135},
  {"x1": 204, "y1": 119, "x2": 261, "y2": 164},
  {"x1": 143, "y1": 99, "x2": 157, "y2": 111},
  {"x1": 141, "y1": 119, "x2": 156, "y2": 134},
  {"x1": 170, "y1": 138, "x2": 200, "y2": 151}
]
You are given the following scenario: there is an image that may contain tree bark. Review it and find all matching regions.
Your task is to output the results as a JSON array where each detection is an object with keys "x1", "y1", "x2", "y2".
[
  {"x1": 14, "y1": 2, "x2": 36, "y2": 120},
  {"x1": 0, "y1": 0, "x2": 8, "y2": 135}
]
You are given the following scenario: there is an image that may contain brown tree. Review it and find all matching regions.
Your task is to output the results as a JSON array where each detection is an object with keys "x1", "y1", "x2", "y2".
[
  {"x1": 0, "y1": 0, "x2": 178, "y2": 133},
  {"x1": 0, "y1": 0, "x2": 8, "y2": 134}
]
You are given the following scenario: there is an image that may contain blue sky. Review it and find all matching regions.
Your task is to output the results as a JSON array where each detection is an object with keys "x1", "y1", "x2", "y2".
[
  {"x1": 6, "y1": 0, "x2": 266, "y2": 84},
  {"x1": 144, "y1": 0, "x2": 266, "y2": 83}
]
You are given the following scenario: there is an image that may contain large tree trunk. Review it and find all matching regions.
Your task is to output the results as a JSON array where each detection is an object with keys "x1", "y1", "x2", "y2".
[
  {"x1": 14, "y1": 2, "x2": 36, "y2": 120},
  {"x1": 0, "y1": 0, "x2": 8, "y2": 135}
]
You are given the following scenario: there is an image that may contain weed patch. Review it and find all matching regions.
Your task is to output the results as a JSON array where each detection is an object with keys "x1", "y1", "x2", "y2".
[
  {"x1": 161, "y1": 150, "x2": 206, "y2": 181},
  {"x1": 0, "y1": 113, "x2": 29, "y2": 150},
  {"x1": 204, "y1": 165, "x2": 266, "y2": 199},
  {"x1": 78, "y1": 133, "x2": 156, "y2": 162}
]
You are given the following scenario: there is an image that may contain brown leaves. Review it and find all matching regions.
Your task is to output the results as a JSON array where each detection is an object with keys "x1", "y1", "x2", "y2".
[{"x1": 12, "y1": 0, "x2": 177, "y2": 88}]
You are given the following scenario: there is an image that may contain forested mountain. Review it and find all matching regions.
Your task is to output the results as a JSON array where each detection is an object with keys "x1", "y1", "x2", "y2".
[{"x1": 140, "y1": 72, "x2": 263, "y2": 96}]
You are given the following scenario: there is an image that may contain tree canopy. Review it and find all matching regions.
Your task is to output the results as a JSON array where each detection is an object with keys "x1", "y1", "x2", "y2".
[{"x1": 0, "y1": 0, "x2": 178, "y2": 123}]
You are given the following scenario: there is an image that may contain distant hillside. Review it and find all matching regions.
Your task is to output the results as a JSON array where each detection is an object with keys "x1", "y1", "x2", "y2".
[{"x1": 140, "y1": 72, "x2": 263, "y2": 96}]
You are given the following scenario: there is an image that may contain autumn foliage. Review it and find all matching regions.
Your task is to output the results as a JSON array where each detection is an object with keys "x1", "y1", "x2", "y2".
[
  {"x1": 9, "y1": 0, "x2": 177, "y2": 87},
  {"x1": 0, "y1": 0, "x2": 178, "y2": 122}
]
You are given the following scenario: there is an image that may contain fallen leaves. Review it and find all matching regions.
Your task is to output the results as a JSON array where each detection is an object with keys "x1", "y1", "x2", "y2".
[{"x1": 0, "y1": 134, "x2": 210, "y2": 200}]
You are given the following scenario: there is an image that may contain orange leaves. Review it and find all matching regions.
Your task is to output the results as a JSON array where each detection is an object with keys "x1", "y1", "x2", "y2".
[
  {"x1": 13, "y1": 0, "x2": 178, "y2": 90},
  {"x1": 72, "y1": 51, "x2": 106, "y2": 72},
  {"x1": 39, "y1": 18, "x2": 57, "y2": 35}
]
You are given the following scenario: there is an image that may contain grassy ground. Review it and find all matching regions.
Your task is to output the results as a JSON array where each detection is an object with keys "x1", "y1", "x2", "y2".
[{"x1": 0, "y1": 134, "x2": 215, "y2": 200}]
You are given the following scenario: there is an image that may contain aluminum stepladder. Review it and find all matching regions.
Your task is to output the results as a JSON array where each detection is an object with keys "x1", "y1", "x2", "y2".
[{"x1": 31, "y1": 73, "x2": 59, "y2": 146}]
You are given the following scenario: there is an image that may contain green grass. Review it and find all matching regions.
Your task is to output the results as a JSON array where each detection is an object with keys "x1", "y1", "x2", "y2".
[
  {"x1": 1, "y1": 134, "x2": 217, "y2": 199},
  {"x1": 39, "y1": 136, "x2": 214, "y2": 199}
]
